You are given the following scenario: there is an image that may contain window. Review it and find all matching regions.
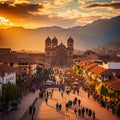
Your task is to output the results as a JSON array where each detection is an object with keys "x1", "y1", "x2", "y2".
[
  {"x1": 69, "y1": 43, "x2": 72, "y2": 46},
  {"x1": 10, "y1": 62, "x2": 13, "y2": 67}
]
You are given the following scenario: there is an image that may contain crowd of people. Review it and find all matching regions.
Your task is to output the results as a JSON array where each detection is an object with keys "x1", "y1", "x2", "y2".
[{"x1": 65, "y1": 96, "x2": 96, "y2": 120}]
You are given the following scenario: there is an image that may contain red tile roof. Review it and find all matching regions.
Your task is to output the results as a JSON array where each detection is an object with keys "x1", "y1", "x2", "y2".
[
  {"x1": 83, "y1": 63, "x2": 98, "y2": 70},
  {"x1": 103, "y1": 79, "x2": 120, "y2": 91},
  {"x1": 90, "y1": 65, "x2": 106, "y2": 75},
  {"x1": 90, "y1": 65, "x2": 120, "y2": 75},
  {"x1": 0, "y1": 53, "x2": 35, "y2": 63},
  {"x1": 79, "y1": 57, "x2": 99, "y2": 67}
]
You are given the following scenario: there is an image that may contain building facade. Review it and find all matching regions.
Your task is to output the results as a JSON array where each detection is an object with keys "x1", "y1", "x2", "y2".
[{"x1": 45, "y1": 36, "x2": 74, "y2": 67}]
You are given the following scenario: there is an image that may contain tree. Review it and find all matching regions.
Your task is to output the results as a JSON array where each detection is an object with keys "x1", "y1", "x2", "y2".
[
  {"x1": 108, "y1": 90, "x2": 116, "y2": 100},
  {"x1": 96, "y1": 83, "x2": 108, "y2": 97},
  {"x1": 87, "y1": 80, "x2": 96, "y2": 92},
  {"x1": 72, "y1": 65, "x2": 83, "y2": 76},
  {"x1": 2, "y1": 82, "x2": 22, "y2": 105},
  {"x1": 115, "y1": 101, "x2": 120, "y2": 116},
  {"x1": 44, "y1": 68, "x2": 49, "y2": 75}
]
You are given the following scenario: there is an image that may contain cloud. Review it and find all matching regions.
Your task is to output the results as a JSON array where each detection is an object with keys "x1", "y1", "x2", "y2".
[
  {"x1": 78, "y1": 0, "x2": 94, "y2": 5},
  {"x1": 43, "y1": 0, "x2": 72, "y2": 9},
  {"x1": 84, "y1": 2, "x2": 120, "y2": 9},
  {"x1": 0, "y1": 2, "x2": 44, "y2": 17}
]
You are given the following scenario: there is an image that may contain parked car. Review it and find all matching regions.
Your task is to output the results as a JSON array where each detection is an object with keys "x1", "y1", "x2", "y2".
[{"x1": 45, "y1": 80, "x2": 56, "y2": 86}]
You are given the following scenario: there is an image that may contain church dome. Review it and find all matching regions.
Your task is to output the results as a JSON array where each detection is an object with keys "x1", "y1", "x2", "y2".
[
  {"x1": 59, "y1": 42, "x2": 65, "y2": 47},
  {"x1": 45, "y1": 36, "x2": 51, "y2": 43},
  {"x1": 67, "y1": 36, "x2": 73, "y2": 43},
  {"x1": 52, "y1": 37, "x2": 58, "y2": 43}
]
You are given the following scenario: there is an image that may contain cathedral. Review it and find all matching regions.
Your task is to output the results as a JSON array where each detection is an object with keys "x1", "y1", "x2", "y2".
[{"x1": 45, "y1": 36, "x2": 74, "y2": 66}]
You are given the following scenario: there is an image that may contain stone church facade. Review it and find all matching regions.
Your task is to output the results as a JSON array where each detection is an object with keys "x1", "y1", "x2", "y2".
[{"x1": 45, "y1": 36, "x2": 74, "y2": 67}]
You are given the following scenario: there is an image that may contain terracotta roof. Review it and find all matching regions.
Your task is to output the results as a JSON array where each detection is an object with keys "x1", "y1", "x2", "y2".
[
  {"x1": 90, "y1": 65, "x2": 106, "y2": 75},
  {"x1": 103, "y1": 79, "x2": 120, "y2": 91},
  {"x1": 0, "y1": 53, "x2": 35, "y2": 63},
  {"x1": 79, "y1": 57, "x2": 99, "y2": 66},
  {"x1": 83, "y1": 63, "x2": 98, "y2": 70},
  {"x1": 90, "y1": 65, "x2": 120, "y2": 76}
]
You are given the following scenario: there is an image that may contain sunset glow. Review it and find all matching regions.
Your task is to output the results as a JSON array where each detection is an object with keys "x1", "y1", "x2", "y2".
[
  {"x1": 0, "y1": 16, "x2": 14, "y2": 28},
  {"x1": 0, "y1": 0, "x2": 120, "y2": 29}
]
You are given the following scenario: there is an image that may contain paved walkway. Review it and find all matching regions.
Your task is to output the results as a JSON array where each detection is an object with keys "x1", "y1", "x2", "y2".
[
  {"x1": 0, "y1": 88, "x2": 119, "y2": 120},
  {"x1": 36, "y1": 88, "x2": 65, "y2": 120},
  {"x1": 34, "y1": 88, "x2": 119, "y2": 120},
  {"x1": 0, "y1": 90, "x2": 39, "y2": 120}
]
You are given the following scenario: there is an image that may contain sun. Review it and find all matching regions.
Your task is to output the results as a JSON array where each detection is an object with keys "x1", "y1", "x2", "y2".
[{"x1": 0, "y1": 16, "x2": 14, "y2": 29}]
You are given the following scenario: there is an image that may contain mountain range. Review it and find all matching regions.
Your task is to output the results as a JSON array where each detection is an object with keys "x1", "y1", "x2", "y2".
[{"x1": 0, "y1": 16, "x2": 120, "y2": 52}]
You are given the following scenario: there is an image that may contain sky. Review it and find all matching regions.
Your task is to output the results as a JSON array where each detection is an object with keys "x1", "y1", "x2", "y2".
[{"x1": 0, "y1": 0, "x2": 120, "y2": 29}]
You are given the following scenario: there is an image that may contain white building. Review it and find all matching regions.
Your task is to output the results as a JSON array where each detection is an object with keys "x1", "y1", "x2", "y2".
[
  {"x1": 0, "y1": 72, "x2": 16, "y2": 97},
  {"x1": 103, "y1": 62, "x2": 120, "y2": 69}
]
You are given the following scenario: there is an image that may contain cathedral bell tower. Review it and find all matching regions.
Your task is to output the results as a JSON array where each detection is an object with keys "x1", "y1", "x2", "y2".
[
  {"x1": 67, "y1": 36, "x2": 74, "y2": 56},
  {"x1": 45, "y1": 36, "x2": 51, "y2": 56},
  {"x1": 52, "y1": 37, "x2": 58, "y2": 49}
]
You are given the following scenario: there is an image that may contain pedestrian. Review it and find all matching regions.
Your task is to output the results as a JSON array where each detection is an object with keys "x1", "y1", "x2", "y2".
[
  {"x1": 59, "y1": 87, "x2": 60, "y2": 92},
  {"x1": 29, "y1": 105, "x2": 32, "y2": 115},
  {"x1": 47, "y1": 91, "x2": 49, "y2": 97},
  {"x1": 85, "y1": 107, "x2": 88, "y2": 115},
  {"x1": 32, "y1": 106, "x2": 36, "y2": 115},
  {"x1": 74, "y1": 107, "x2": 77, "y2": 117},
  {"x1": 32, "y1": 106, "x2": 36, "y2": 120},
  {"x1": 45, "y1": 97, "x2": 48, "y2": 104},
  {"x1": 106, "y1": 102, "x2": 110, "y2": 110},
  {"x1": 65, "y1": 103, "x2": 68, "y2": 111},
  {"x1": 88, "y1": 109, "x2": 92, "y2": 117},
  {"x1": 81, "y1": 107, "x2": 85, "y2": 118},
  {"x1": 56, "y1": 102, "x2": 59, "y2": 111},
  {"x1": 61, "y1": 92, "x2": 63, "y2": 97},
  {"x1": 52, "y1": 89, "x2": 54, "y2": 93},
  {"x1": 88, "y1": 92, "x2": 90, "y2": 99},
  {"x1": 59, "y1": 104, "x2": 62, "y2": 111},
  {"x1": 78, "y1": 108, "x2": 81, "y2": 117},
  {"x1": 78, "y1": 99, "x2": 81, "y2": 106},
  {"x1": 77, "y1": 89, "x2": 79, "y2": 95},
  {"x1": 92, "y1": 111, "x2": 96, "y2": 120},
  {"x1": 112, "y1": 105, "x2": 115, "y2": 114}
]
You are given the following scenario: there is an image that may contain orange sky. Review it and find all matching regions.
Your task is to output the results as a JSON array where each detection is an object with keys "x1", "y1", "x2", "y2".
[
  {"x1": 0, "y1": 0, "x2": 120, "y2": 29},
  {"x1": 0, "y1": 0, "x2": 120, "y2": 52}
]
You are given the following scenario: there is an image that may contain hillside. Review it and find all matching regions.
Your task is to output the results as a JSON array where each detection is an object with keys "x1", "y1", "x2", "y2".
[
  {"x1": 0, "y1": 16, "x2": 120, "y2": 51},
  {"x1": 104, "y1": 38, "x2": 120, "y2": 49}
]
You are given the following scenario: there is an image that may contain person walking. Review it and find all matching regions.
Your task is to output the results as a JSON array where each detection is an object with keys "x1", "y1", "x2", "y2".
[
  {"x1": 61, "y1": 92, "x2": 63, "y2": 97},
  {"x1": 59, "y1": 104, "x2": 62, "y2": 111},
  {"x1": 78, "y1": 99, "x2": 81, "y2": 106},
  {"x1": 81, "y1": 107, "x2": 85, "y2": 118},
  {"x1": 32, "y1": 106, "x2": 36, "y2": 120},
  {"x1": 92, "y1": 111, "x2": 96, "y2": 120},
  {"x1": 56, "y1": 102, "x2": 59, "y2": 111},
  {"x1": 29, "y1": 105, "x2": 32, "y2": 115},
  {"x1": 45, "y1": 97, "x2": 48, "y2": 104},
  {"x1": 65, "y1": 103, "x2": 68, "y2": 111},
  {"x1": 88, "y1": 92, "x2": 90, "y2": 99},
  {"x1": 74, "y1": 107, "x2": 77, "y2": 117},
  {"x1": 78, "y1": 108, "x2": 81, "y2": 117}
]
